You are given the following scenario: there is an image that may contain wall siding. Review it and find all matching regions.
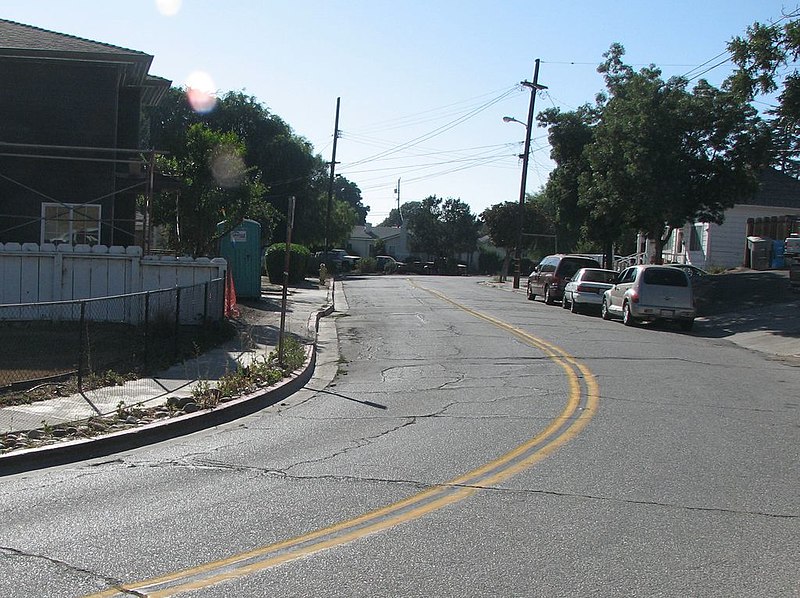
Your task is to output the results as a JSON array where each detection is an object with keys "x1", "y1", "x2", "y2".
[{"x1": 708, "y1": 205, "x2": 800, "y2": 268}]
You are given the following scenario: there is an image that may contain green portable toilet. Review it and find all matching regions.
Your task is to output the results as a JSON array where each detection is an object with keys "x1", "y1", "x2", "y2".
[{"x1": 218, "y1": 219, "x2": 261, "y2": 299}]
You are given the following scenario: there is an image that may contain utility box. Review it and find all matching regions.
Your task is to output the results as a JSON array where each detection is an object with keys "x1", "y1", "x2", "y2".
[
  {"x1": 218, "y1": 219, "x2": 261, "y2": 299},
  {"x1": 747, "y1": 236, "x2": 771, "y2": 271}
]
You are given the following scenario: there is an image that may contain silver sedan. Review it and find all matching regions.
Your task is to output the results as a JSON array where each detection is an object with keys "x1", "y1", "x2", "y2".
[{"x1": 562, "y1": 268, "x2": 619, "y2": 314}]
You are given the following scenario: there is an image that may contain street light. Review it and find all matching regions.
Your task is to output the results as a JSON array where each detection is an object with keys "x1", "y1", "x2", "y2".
[{"x1": 504, "y1": 59, "x2": 546, "y2": 289}]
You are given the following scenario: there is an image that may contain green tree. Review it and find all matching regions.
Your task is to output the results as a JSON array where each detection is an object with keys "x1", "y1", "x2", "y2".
[
  {"x1": 146, "y1": 89, "x2": 358, "y2": 248},
  {"x1": 331, "y1": 176, "x2": 369, "y2": 225},
  {"x1": 406, "y1": 196, "x2": 443, "y2": 256},
  {"x1": 538, "y1": 105, "x2": 600, "y2": 253},
  {"x1": 583, "y1": 44, "x2": 769, "y2": 261},
  {"x1": 481, "y1": 201, "x2": 519, "y2": 279},
  {"x1": 727, "y1": 12, "x2": 800, "y2": 176},
  {"x1": 403, "y1": 196, "x2": 478, "y2": 260},
  {"x1": 440, "y1": 198, "x2": 479, "y2": 257},
  {"x1": 153, "y1": 124, "x2": 269, "y2": 256}
]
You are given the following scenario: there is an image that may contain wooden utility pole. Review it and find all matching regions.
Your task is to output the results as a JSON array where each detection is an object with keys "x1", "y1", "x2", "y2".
[
  {"x1": 513, "y1": 59, "x2": 545, "y2": 289},
  {"x1": 394, "y1": 178, "x2": 402, "y2": 223},
  {"x1": 324, "y1": 97, "x2": 341, "y2": 253}
]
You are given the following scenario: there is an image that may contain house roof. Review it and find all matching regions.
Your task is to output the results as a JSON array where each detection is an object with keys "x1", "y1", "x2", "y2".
[
  {"x1": 350, "y1": 225, "x2": 405, "y2": 241},
  {"x1": 0, "y1": 19, "x2": 169, "y2": 101},
  {"x1": 744, "y1": 167, "x2": 800, "y2": 209}
]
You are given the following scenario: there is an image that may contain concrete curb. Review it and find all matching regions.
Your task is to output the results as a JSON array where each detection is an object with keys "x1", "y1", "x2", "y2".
[{"x1": 0, "y1": 298, "x2": 334, "y2": 476}]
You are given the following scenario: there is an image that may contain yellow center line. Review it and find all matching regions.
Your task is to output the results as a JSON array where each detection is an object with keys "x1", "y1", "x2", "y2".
[{"x1": 87, "y1": 283, "x2": 599, "y2": 598}]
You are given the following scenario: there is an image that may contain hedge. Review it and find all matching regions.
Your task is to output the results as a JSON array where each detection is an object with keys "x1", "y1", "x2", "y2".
[{"x1": 264, "y1": 243, "x2": 311, "y2": 284}]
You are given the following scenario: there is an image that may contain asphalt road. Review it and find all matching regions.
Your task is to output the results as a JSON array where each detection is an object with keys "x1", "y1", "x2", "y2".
[{"x1": 0, "y1": 276, "x2": 797, "y2": 597}]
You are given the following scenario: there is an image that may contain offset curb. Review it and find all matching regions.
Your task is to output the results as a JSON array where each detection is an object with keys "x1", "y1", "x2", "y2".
[{"x1": 0, "y1": 301, "x2": 334, "y2": 476}]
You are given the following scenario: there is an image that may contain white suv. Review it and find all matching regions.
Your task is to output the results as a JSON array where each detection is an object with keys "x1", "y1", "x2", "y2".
[{"x1": 601, "y1": 265, "x2": 696, "y2": 331}]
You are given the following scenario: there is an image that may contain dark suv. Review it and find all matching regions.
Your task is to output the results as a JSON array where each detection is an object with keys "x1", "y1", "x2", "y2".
[{"x1": 527, "y1": 254, "x2": 601, "y2": 305}]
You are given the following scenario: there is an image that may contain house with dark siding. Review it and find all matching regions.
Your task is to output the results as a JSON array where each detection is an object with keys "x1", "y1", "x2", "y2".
[{"x1": 0, "y1": 19, "x2": 170, "y2": 247}]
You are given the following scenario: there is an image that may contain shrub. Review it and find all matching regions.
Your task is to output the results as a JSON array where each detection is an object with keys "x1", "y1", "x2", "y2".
[{"x1": 264, "y1": 243, "x2": 311, "y2": 284}]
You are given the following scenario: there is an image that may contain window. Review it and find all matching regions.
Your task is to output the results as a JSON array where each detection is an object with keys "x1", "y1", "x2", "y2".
[
  {"x1": 689, "y1": 224, "x2": 703, "y2": 251},
  {"x1": 619, "y1": 268, "x2": 636, "y2": 284},
  {"x1": 42, "y1": 203, "x2": 101, "y2": 246},
  {"x1": 643, "y1": 268, "x2": 688, "y2": 287}
]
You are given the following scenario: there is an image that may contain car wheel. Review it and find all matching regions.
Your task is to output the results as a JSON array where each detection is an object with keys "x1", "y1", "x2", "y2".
[
  {"x1": 544, "y1": 286, "x2": 554, "y2": 305},
  {"x1": 622, "y1": 302, "x2": 636, "y2": 326},
  {"x1": 679, "y1": 318, "x2": 694, "y2": 332},
  {"x1": 526, "y1": 284, "x2": 535, "y2": 301},
  {"x1": 570, "y1": 297, "x2": 580, "y2": 314},
  {"x1": 601, "y1": 299, "x2": 612, "y2": 320}
]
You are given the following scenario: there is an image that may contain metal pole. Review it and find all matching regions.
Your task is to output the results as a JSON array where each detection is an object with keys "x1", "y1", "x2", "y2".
[
  {"x1": 513, "y1": 59, "x2": 543, "y2": 290},
  {"x1": 77, "y1": 301, "x2": 86, "y2": 391},
  {"x1": 279, "y1": 197, "x2": 296, "y2": 367}
]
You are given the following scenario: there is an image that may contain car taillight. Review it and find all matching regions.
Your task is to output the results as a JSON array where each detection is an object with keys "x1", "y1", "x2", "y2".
[
  {"x1": 629, "y1": 290, "x2": 640, "y2": 303},
  {"x1": 576, "y1": 284, "x2": 591, "y2": 292}
]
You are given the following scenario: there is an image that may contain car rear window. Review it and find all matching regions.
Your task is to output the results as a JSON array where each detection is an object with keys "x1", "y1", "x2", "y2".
[
  {"x1": 583, "y1": 270, "x2": 617, "y2": 283},
  {"x1": 560, "y1": 258, "x2": 600, "y2": 278},
  {"x1": 642, "y1": 268, "x2": 688, "y2": 287}
]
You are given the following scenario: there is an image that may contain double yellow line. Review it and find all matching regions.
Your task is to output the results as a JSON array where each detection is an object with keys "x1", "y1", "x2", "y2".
[{"x1": 88, "y1": 285, "x2": 599, "y2": 597}]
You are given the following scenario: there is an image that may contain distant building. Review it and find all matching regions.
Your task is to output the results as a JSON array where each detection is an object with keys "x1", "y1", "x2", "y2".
[
  {"x1": 348, "y1": 224, "x2": 411, "y2": 260},
  {"x1": 0, "y1": 19, "x2": 170, "y2": 247}
]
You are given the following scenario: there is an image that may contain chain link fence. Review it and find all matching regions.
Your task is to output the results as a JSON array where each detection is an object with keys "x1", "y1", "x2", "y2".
[{"x1": 0, "y1": 278, "x2": 225, "y2": 394}]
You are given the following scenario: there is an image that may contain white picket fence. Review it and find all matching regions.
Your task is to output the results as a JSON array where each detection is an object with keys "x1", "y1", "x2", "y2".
[{"x1": 0, "y1": 243, "x2": 227, "y2": 306}]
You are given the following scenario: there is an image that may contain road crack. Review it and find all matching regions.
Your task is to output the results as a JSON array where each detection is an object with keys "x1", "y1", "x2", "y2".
[{"x1": 0, "y1": 546, "x2": 145, "y2": 596}]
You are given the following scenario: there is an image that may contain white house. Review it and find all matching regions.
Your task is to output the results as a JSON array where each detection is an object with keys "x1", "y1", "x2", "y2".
[
  {"x1": 348, "y1": 224, "x2": 411, "y2": 260},
  {"x1": 659, "y1": 168, "x2": 800, "y2": 269}
]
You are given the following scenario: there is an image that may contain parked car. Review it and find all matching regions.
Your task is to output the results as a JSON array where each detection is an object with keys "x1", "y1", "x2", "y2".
[
  {"x1": 376, "y1": 255, "x2": 405, "y2": 273},
  {"x1": 665, "y1": 263, "x2": 709, "y2": 279},
  {"x1": 562, "y1": 268, "x2": 618, "y2": 314},
  {"x1": 527, "y1": 254, "x2": 601, "y2": 305},
  {"x1": 601, "y1": 265, "x2": 696, "y2": 330},
  {"x1": 320, "y1": 249, "x2": 360, "y2": 271}
]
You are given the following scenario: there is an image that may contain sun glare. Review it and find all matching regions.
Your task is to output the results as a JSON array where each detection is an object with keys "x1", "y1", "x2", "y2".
[
  {"x1": 155, "y1": 0, "x2": 182, "y2": 17},
  {"x1": 185, "y1": 70, "x2": 218, "y2": 113}
]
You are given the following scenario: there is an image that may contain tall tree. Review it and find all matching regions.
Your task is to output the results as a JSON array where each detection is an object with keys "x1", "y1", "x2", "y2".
[
  {"x1": 482, "y1": 201, "x2": 519, "y2": 279},
  {"x1": 152, "y1": 124, "x2": 269, "y2": 257},
  {"x1": 538, "y1": 105, "x2": 599, "y2": 252},
  {"x1": 583, "y1": 44, "x2": 770, "y2": 261},
  {"x1": 440, "y1": 198, "x2": 479, "y2": 257},
  {"x1": 727, "y1": 11, "x2": 800, "y2": 176},
  {"x1": 331, "y1": 176, "x2": 369, "y2": 225},
  {"x1": 146, "y1": 89, "x2": 358, "y2": 248},
  {"x1": 406, "y1": 196, "x2": 443, "y2": 256}
]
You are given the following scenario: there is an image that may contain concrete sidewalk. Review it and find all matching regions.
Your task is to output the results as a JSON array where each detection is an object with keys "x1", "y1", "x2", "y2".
[{"x1": 0, "y1": 278, "x2": 334, "y2": 470}]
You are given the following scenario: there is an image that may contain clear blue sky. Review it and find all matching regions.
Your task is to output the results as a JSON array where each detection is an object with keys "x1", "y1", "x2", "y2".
[{"x1": 2, "y1": 0, "x2": 792, "y2": 223}]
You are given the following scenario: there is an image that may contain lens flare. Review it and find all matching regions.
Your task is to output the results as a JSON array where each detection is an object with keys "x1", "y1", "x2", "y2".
[
  {"x1": 185, "y1": 70, "x2": 217, "y2": 113},
  {"x1": 155, "y1": 0, "x2": 182, "y2": 16},
  {"x1": 210, "y1": 146, "x2": 246, "y2": 188}
]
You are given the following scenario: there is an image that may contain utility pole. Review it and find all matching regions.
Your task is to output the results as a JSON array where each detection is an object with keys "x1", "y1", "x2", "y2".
[
  {"x1": 513, "y1": 59, "x2": 545, "y2": 289},
  {"x1": 394, "y1": 178, "x2": 402, "y2": 223},
  {"x1": 324, "y1": 97, "x2": 341, "y2": 253}
]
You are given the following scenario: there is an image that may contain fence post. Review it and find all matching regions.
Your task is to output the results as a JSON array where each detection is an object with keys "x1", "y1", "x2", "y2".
[
  {"x1": 77, "y1": 301, "x2": 86, "y2": 391},
  {"x1": 174, "y1": 286, "x2": 182, "y2": 362}
]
